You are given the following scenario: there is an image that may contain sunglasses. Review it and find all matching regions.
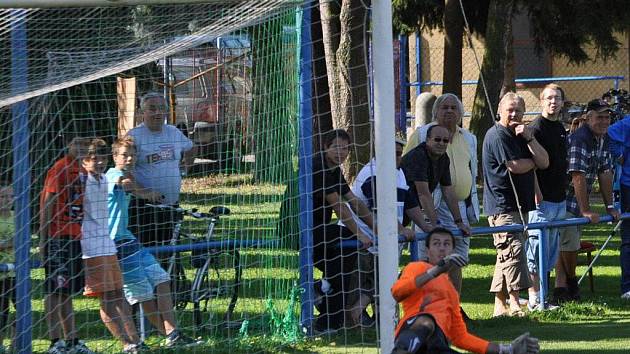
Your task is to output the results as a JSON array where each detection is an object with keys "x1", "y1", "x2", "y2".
[{"x1": 432, "y1": 137, "x2": 450, "y2": 144}]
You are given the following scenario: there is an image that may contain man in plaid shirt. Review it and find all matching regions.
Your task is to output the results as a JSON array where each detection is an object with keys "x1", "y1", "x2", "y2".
[{"x1": 555, "y1": 99, "x2": 620, "y2": 303}]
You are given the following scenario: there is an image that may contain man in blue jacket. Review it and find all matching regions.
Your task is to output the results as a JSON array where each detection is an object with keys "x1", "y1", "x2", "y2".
[{"x1": 608, "y1": 112, "x2": 630, "y2": 299}]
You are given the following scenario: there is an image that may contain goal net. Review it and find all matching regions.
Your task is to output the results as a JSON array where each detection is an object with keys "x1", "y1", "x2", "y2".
[{"x1": 0, "y1": 1, "x2": 392, "y2": 353}]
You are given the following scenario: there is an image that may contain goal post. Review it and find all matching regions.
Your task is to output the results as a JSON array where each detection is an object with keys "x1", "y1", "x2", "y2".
[
  {"x1": 10, "y1": 8, "x2": 33, "y2": 354},
  {"x1": 372, "y1": 1, "x2": 398, "y2": 352}
]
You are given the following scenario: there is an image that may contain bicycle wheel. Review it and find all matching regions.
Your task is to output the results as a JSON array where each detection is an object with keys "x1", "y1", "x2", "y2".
[
  {"x1": 168, "y1": 256, "x2": 192, "y2": 310},
  {"x1": 191, "y1": 248, "x2": 242, "y2": 329}
]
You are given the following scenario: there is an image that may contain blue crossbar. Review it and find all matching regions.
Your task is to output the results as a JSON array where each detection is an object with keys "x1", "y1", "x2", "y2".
[
  {"x1": 407, "y1": 75, "x2": 625, "y2": 88},
  {"x1": 145, "y1": 239, "x2": 280, "y2": 254},
  {"x1": 0, "y1": 239, "x2": 280, "y2": 272},
  {"x1": 338, "y1": 213, "x2": 630, "y2": 249}
]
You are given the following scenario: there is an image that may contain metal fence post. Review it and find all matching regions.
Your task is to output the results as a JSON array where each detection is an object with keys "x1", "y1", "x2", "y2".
[{"x1": 538, "y1": 227, "x2": 548, "y2": 308}]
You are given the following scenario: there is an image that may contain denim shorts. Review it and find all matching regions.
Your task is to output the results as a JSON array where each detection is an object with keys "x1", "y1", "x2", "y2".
[
  {"x1": 116, "y1": 238, "x2": 170, "y2": 305},
  {"x1": 526, "y1": 200, "x2": 566, "y2": 274}
]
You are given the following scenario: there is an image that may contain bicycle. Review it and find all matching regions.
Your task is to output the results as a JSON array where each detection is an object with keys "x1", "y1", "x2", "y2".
[{"x1": 147, "y1": 203, "x2": 242, "y2": 330}]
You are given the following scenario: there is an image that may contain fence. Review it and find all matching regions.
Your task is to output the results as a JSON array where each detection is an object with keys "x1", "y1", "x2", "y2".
[
  {"x1": 341, "y1": 213, "x2": 630, "y2": 311},
  {"x1": 397, "y1": 32, "x2": 629, "y2": 131}
]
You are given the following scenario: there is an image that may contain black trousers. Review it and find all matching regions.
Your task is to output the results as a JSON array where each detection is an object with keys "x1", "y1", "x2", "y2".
[
  {"x1": 128, "y1": 197, "x2": 180, "y2": 268},
  {"x1": 313, "y1": 224, "x2": 362, "y2": 329}
]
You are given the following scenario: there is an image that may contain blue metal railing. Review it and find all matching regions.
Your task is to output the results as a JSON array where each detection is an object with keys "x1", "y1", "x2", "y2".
[
  {"x1": 410, "y1": 75, "x2": 625, "y2": 90},
  {"x1": 339, "y1": 213, "x2": 629, "y2": 248},
  {"x1": 1, "y1": 212, "x2": 627, "y2": 346},
  {"x1": 340, "y1": 212, "x2": 630, "y2": 309}
]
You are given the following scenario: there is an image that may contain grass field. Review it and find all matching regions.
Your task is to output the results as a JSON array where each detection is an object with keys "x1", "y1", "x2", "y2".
[
  {"x1": 18, "y1": 174, "x2": 630, "y2": 353},
  {"x1": 305, "y1": 210, "x2": 630, "y2": 354}
]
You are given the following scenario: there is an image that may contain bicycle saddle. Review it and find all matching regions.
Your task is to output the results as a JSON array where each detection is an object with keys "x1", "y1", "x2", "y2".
[{"x1": 210, "y1": 206, "x2": 230, "y2": 216}]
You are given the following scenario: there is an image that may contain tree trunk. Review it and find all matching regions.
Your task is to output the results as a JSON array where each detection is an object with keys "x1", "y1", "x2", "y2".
[
  {"x1": 469, "y1": 0, "x2": 515, "y2": 159},
  {"x1": 311, "y1": 3, "x2": 334, "y2": 152},
  {"x1": 500, "y1": 17, "x2": 515, "y2": 97},
  {"x1": 319, "y1": 0, "x2": 342, "y2": 123},
  {"x1": 443, "y1": 0, "x2": 463, "y2": 99},
  {"x1": 320, "y1": 0, "x2": 371, "y2": 179}
]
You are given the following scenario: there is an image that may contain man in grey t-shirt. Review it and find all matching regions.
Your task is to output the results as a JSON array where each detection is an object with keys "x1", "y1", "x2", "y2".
[{"x1": 128, "y1": 92, "x2": 193, "y2": 258}]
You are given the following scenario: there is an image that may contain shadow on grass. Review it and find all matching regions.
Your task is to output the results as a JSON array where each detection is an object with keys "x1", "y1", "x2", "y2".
[{"x1": 181, "y1": 192, "x2": 285, "y2": 206}]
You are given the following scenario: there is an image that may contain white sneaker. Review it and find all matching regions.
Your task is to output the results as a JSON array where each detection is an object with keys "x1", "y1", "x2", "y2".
[
  {"x1": 506, "y1": 297, "x2": 528, "y2": 307},
  {"x1": 528, "y1": 300, "x2": 560, "y2": 312},
  {"x1": 621, "y1": 291, "x2": 630, "y2": 300}
]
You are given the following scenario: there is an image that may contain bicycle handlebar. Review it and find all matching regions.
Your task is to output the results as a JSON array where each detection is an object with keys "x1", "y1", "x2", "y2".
[{"x1": 146, "y1": 203, "x2": 213, "y2": 219}]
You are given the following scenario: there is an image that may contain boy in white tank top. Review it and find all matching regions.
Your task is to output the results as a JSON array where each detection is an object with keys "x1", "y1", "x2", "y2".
[{"x1": 81, "y1": 139, "x2": 144, "y2": 353}]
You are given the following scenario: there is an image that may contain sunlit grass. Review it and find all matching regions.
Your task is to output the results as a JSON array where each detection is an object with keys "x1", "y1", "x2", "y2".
[{"x1": 17, "y1": 174, "x2": 630, "y2": 353}]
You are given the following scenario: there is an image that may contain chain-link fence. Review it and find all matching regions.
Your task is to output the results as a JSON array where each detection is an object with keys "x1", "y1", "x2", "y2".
[{"x1": 400, "y1": 31, "x2": 629, "y2": 132}]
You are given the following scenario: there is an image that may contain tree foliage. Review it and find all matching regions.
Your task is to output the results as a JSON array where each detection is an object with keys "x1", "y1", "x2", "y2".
[
  {"x1": 394, "y1": 0, "x2": 629, "y2": 63},
  {"x1": 527, "y1": 1, "x2": 629, "y2": 64},
  {"x1": 393, "y1": 0, "x2": 489, "y2": 36}
]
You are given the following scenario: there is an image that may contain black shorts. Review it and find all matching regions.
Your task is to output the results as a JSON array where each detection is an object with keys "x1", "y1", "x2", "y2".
[
  {"x1": 396, "y1": 314, "x2": 460, "y2": 354},
  {"x1": 44, "y1": 237, "x2": 84, "y2": 295},
  {"x1": 128, "y1": 198, "x2": 179, "y2": 249}
]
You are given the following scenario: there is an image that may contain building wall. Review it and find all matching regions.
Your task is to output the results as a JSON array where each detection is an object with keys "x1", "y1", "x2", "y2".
[{"x1": 407, "y1": 30, "x2": 629, "y2": 129}]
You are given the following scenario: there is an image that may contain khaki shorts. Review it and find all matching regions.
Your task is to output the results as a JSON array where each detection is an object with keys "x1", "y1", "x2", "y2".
[
  {"x1": 83, "y1": 255, "x2": 123, "y2": 297},
  {"x1": 488, "y1": 212, "x2": 531, "y2": 293},
  {"x1": 559, "y1": 211, "x2": 581, "y2": 252}
]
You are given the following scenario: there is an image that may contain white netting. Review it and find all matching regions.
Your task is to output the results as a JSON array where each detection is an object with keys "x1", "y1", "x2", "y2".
[
  {"x1": 0, "y1": 1, "x2": 395, "y2": 353},
  {"x1": 0, "y1": 1, "x2": 298, "y2": 107}
]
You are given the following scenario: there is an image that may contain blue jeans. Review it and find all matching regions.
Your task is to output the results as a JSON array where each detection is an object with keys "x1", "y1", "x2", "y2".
[
  {"x1": 526, "y1": 200, "x2": 566, "y2": 274},
  {"x1": 620, "y1": 184, "x2": 630, "y2": 294}
]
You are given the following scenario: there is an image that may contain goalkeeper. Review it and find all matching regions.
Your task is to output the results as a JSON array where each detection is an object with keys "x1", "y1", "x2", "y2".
[{"x1": 391, "y1": 228, "x2": 540, "y2": 354}]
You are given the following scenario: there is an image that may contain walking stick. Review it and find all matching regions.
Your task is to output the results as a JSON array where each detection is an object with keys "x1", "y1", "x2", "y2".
[{"x1": 578, "y1": 219, "x2": 623, "y2": 286}]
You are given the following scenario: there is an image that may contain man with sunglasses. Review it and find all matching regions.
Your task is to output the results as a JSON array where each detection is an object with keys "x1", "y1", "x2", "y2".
[
  {"x1": 482, "y1": 93, "x2": 549, "y2": 317},
  {"x1": 400, "y1": 125, "x2": 470, "y2": 244},
  {"x1": 406, "y1": 93, "x2": 478, "y2": 295}
]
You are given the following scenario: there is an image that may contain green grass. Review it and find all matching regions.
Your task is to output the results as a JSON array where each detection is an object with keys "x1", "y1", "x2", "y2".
[
  {"x1": 16, "y1": 175, "x2": 630, "y2": 353},
  {"x1": 306, "y1": 207, "x2": 630, "y2": 353}
]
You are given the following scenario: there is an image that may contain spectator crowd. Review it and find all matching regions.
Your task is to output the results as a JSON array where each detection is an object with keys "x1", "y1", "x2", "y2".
[
  {"x1": 0, "y1": 84, "x2": 628, "y2": 354},
  {"x1": 1, "y1": 93, "x2": 199, "y2": 354},
  {"x1": 312, "y1": 83, "x2": 629, "y2": 354}
]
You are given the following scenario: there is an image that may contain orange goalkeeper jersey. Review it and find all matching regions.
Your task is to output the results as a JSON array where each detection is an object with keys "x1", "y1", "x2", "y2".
[{"x1": 391, "y1": 261, "x2": 490, "y2": 354}]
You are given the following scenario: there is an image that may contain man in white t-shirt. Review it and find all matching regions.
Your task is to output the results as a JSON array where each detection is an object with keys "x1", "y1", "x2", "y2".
[{"x1": 127, "y1": 92, "x2": 193, "y2": 261}]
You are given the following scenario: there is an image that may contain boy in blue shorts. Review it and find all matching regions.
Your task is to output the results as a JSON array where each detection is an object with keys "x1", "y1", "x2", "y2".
[{"x1": 107, "y1": 136, "x2": 198, "y2": 347}]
